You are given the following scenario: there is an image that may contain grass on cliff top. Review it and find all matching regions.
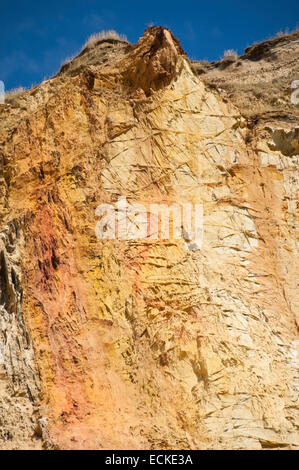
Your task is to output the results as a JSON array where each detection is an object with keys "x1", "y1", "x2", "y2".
[
  {"x1": 82, "y1": 30, "x2": 128, "y2": 50},
  {"x1": 59, "y1": 29, "x2": 129, "y2": 72},
  {"x1": 192, "y1": 27, "x2": 299, "y2": 120},
  {"x1": 5, "y1": 87, "x2": 27, "y2": 105}
]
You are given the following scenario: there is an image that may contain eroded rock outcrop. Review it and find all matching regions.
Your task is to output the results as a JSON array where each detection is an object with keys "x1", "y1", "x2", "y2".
[{"x1": 0, "y1": 26, "x2": 298, "y2": 449}]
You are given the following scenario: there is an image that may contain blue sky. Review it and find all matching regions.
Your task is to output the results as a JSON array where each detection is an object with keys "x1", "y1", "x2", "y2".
[{"x1": 1, "y1": 0, "x2": 298, "y2": 91}]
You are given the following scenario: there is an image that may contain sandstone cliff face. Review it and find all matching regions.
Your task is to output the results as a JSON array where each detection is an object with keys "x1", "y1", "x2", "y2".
[{"x1": 0, "y1": 27, "x2": 298, "y2": 449}]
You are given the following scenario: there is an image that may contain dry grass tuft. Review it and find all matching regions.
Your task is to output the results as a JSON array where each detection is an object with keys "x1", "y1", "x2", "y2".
[
  {"x1": 275, "y1": 26, "x2": 299, "y2": 37},
  {"x1": 5, "y1": 87, "x2": 27, "y2": 104},
  {"x1": 6, "y1": 86, "x2": 27, "y2": 95},
  {"x1": 82, "y1": 30, "x2": 128, "y2": 51},
  {"x1": 61, "y1": 55, "x2": 75, "y2": 67},
  {"x1": 190, "y1": 60, "x2": 210, "y2": 75},
  {"x1": 223, "y1": 49, "x2": 238, "y2": 58}
]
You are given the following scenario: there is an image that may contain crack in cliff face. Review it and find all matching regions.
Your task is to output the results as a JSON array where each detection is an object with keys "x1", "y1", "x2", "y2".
[{"x1": 0, "y1": 26, "x2": 298, "y2": 450}]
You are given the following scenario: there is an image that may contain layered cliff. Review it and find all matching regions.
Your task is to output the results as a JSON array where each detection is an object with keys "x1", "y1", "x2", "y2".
[{"x1": 0, "y1": 26, "x2": 298, "y2": 449}]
